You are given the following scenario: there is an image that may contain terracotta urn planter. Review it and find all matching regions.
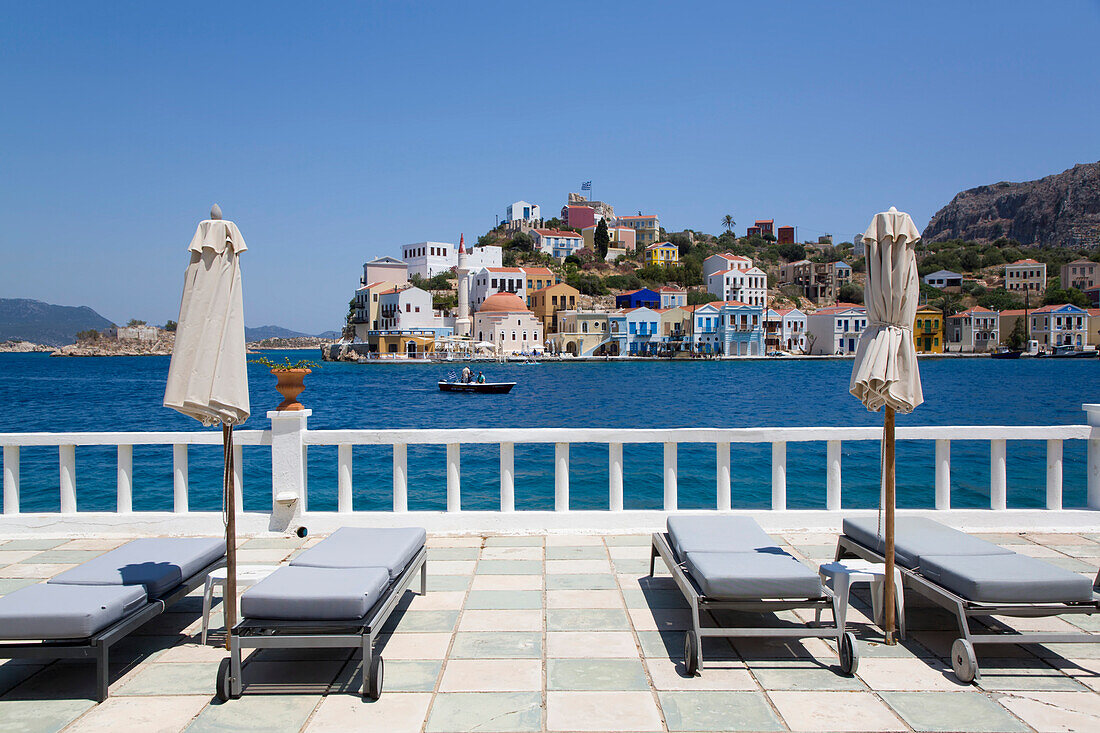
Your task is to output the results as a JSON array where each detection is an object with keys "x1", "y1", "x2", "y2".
[{"x1": 271, "y1": 368, "x2": 311, "y2": 411}]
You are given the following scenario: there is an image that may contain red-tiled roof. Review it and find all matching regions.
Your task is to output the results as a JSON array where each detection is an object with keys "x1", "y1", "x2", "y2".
[
  {"x1": 813, "y1": 303, "x2": 866, "y2": 315},
  {"x1": 656, "y1": 286, "x2": 686, "y2": 292},
  {"x1": 1009, "y1": 259, "x2": 1041, "y2": 265},
  {"x1": 754, "y1": 219, "x2": 774, "y2": 224},
  {"x1": 522, "y1": 267, "x2": 555, "y2": 276},
  {"x1": 1029, "y1": 303, "x2": 1086, "y2": 314},
  {"x1": 998, "y1": 309, "x2": 1027, "y2": 317},
  {"x1": 485, "y1": 267, "x2": 525, "y2": 273},
  {"x1": 950, "y1": 306, "x2": 996, "y2": 318}
]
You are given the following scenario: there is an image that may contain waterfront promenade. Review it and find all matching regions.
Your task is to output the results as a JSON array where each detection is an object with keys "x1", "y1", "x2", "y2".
[{"x1": 2, "y1": 528, "x2": 1099, "y2": 732}]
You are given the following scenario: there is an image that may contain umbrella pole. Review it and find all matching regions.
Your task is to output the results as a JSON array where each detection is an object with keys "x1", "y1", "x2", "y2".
[
  {"x1": 883, "y1": 406, "x2": 897, "y2": 645},
  {"x1": 223, "y1": 424, "x2": 237, "y2": 651}
]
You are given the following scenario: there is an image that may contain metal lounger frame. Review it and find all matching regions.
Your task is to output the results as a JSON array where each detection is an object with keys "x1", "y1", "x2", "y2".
[
  {"x1": 836, "y1": 534, "x2": 1100, "y2": 680},
  {"x1": 0, "y1": 556, "x2": 226, "y2": 702},
  {"x1": 650, "y1": 533, "x2": 844, "y2": 671},
  {"x1": 227, "y1": 545, "x2": 427, "y2": 698}
]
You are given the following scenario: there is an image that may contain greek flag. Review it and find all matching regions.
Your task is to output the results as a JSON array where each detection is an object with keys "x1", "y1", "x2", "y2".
[{"x1": 581, "y1": 180, "x2": 592, "y2": 191}]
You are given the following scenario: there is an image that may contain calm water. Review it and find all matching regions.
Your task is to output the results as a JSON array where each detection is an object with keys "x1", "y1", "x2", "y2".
[{"x1": 1, "y1": 352, "x2": 1096, "y2": 513}]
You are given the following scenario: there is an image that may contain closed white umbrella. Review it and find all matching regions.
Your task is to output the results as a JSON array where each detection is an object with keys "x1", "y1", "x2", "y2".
[
  {"x1": 164, "y1": 203, "x2": 249, "y2": 648},
  {"x1": 849, "y1": 206, "x2": 923, "y2": 645}
]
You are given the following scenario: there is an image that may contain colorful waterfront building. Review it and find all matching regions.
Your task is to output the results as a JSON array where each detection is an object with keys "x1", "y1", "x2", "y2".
[
  {"x1": 1029, "y1": 303, "x2": 1089, "y2": 348},
  {"x1": 528, "y1": 282, "x2": 579, "y2": 335},
  {"x1": 1061, "y1": 259, "x2": 1099, "y2": 291},
  {"x1": 765, "y1": 307, "x2": 807, "y2": 353},
  {"x1": 616, "y1": 214, "x2": 660, "y2": 249},
  {"x1": 913, "y1": 305, "x2": 944, "y2": 353},
  {"x1": 1005, "y1": 259, "x2": 1047, "y2": 294},
  {"x1": 805, "y1": 303, "x2": 867, "y2": 355},
  {"x1": 581, "y1": 225, "x2": 636, "y2": 253},
  {"x1": 645, "y1": 241, "x2": 679, "y2": 266},
  {"x1": 707, "y1": 266, "x2": 767, "y2": 307},
  {"x1": 615, "y1": 288, "x2": 660, "y2": 309},
  {"x1": 947, "y1": 306, "x2": 999, "y2": 353},
  {"x1": 522, "y1": 267, "x2": 558, "y2": 292},
  {"x1": 551, "y1": 310, "x2": 613, "y2": 356},
  {"x1": 471, "y1": 267, "x2": 527, "y2": 310},
  {"x1": 531, "y1": 229, "x2": 584, "y2": 260},
  {"x1": 703, "y1": 253, "x2": 752, "y2": 280},
  {"x1": 472, "y1": 292, "x2": 544, "y2": 355},
  {"x1": 608, "y1": 307, "x2": 662, "y2": 355},
  {"x1": 656, "y1": 286, "x2": 687, "y2": 308}
]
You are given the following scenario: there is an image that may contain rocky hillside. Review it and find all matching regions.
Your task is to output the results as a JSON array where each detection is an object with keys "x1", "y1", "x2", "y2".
[
  {"x1": 0, "y1": 298, "x2": 114, "y2": 346},
  {"x1": 923, "y1": 161, "x2": 1100, "y2": 248}
]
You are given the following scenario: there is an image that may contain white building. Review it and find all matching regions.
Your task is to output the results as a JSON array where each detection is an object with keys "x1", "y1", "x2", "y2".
[
  {"x1": 707, "y1": 266, "x2": 767, "y2": 307},
  {"x1": 401, "y1": 241, "x2": 502, "y2": 279},
  {"x1": 471, "y1": 267, "x2": 528, "y2": 311},
  {"x1": 378, "y1": 286, "x2": 438, "y2": 331},
  {"x1": 531, "y1": 229, "x2": 584, "y2": 260},
  {"x1": 656, "y1": 286, "x2": 687, "y2": 309},
  {"x1": 1005, "y1": 259, "x2": 1047, "y2": 294},
  {"x1": 703, "y1": 253, "x2": 753, "y2": 280},
  {"x1": 108, "y1": 325, "x2": 159, "y2": 342},
  {"x1": 805, "y1": 303, "x2": 867, "y2": 355},
  {"x1": 361, "y1": 256, "x2": 409, "y2": 286},
  {"x1": 506, "y1": 200, "x2": 541, "y2": 224},
  {"x1": 946, "y1": 306, "x2": 999, "y2": 353},
  {"x1": 768, "y1": 307, "x2": 807, "y2": 352},
  {"x1": 472, "y1": 292, "x2": 544, "y2": 355}
]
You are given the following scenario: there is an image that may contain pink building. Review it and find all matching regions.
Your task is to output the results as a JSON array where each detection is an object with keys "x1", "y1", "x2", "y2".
[{"x1": 561, "y1": 205, "x2": 596, "y2": 230}]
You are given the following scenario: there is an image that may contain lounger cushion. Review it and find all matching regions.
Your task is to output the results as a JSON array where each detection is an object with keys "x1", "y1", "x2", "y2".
[
  {"x1": 0, "y1": 583, "x2": 148, "y2": 640},
  {"x1": 290, "y1": 527, "x2": 426, "y2": 580},
  {"x1": 920, "y1": 553, "x2": 1095, "y2": 604},
  {"x1": 842, "y1": 517, "x2": 1013, "y2": 569},
  {"x1": 241, "y1": 566, "x2": 390, "y2": 621},
  {"x1": 48, "y1": 537, "x2": 224, "y2": 598},
  {"x1": 684, "y1": 550, "x2": 823, "y2": 600},
  {"x1": 667, "y1": 516, "x2": 777, "y2": 558}
]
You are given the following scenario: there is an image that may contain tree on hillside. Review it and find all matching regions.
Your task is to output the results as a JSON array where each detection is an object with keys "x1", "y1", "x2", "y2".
[
  {"x1": 509, "y1": 232, "x2": 534, "y2": 251},
  {"x1": 594, "y1": 219, "x2": 610, "y2": 260},
  {"x1": 837, "y1": 284, "x2": 863, "y2": 304},
  {"x1": 1043, "y1": 287, "x2": 1090, "y2": 308},
  {"x1": 933, "y1": 291, "x2": 961, "y2": 317},
  {"x1": 721, "y1": 215, "x2": 735, "y2": 234},
  {"x1": 164, "y1": 320, "x2": 177, "y2": 332},
  {"x1": 688, "y1": 291, "x2": 718, "y2": 306},
  {"x1": 777, "y1": 243, "x2": 805, "y2": 262},
  {"x1": 127, "y1": 319, "x2": 146, "y2": 327},
  {"x1": 977, "y1": 288, "x2": 1023, "y2": 312}
]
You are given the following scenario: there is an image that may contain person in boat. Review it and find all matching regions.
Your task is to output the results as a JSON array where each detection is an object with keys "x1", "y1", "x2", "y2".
[
  {"x1": 460, "y1": 366, "x2": 472, "y2": 384},
  {"x1": 476, "y1": 371, "x2": 485, "y2": 384}
]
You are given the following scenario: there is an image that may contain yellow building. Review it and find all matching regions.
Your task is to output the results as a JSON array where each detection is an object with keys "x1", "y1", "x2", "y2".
[
  {"x1": 645, "y1": 241, "x2": 679, "y2": 266},
  {"x1": 527, "y1": 282, "x2": 579, "y2": 335},
  {"x1": 372, "y1": 330, "x2": 436, "y2": 358},
  {"x1": 913, "y1": 305, "x2": 943, "y2": 353}
]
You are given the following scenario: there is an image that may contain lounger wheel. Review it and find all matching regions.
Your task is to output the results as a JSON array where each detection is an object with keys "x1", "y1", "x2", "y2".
[
  {"x1": 838, "y1": 632, "x2": 859, "y2": 676},
  {"x1": 366, "y1": 655, "x2": 384, "y2": 700},
  {"x1": 215, "y1": 658, "x2": 240, "y2": 702},
  {"x1": 951, "y1": 638, "x2": 978, "y2": 684},
  {"x1": 683, "y1": 632, "x2": 699, "y2": 677}
]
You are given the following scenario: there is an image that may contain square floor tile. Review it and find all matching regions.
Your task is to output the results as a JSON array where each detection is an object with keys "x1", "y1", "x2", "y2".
[
  {"x1": 115, "y1": 661, "x2": 221, "y2": 696},
  {"x1": 307, "y1": 692, "x2": 431, "y2": 733},
  {"x1": 475, "y1": 559, "x2": 542, "y2": 575},
  {"x1": 621, "y1": 588, "x2": 686, "y2": 609},
  {"x1": 0, "y1": 578, "x2": 39, "y2": 596},
  {"x1": 545, "y1": 559, "x2": 613, "y2": 574},
  {"x1": 545, "y1": 535, "x2": 604, "y2": 546},
  {"x1": 334, "y1": 659, "x2": 440, "y2": 693},
  {"x1": 997, "y1": 691, "x2": 1100, "y2": 732},
  {"x1": 645, "y1": 656, "x2": 757, "y2": 690},
  {"x1": 240, "y1": 537, "x2": 303, "y2": 550},
  {"x1": 185, "y1": 693, "x2": 319, "y2": 733},
  {"x1": 470, "y1": 574, "x2": 542, "y2": 591},
  {"x1": 429, "y1": 560, "x2": 476, "y2": 575},
  {"x1": 547, "y1": 631, "x2": 639, "y2": 658},
  {"x1": 748, "y1": 659, "x2": 864, "y2": 690},
  {"x1": 459, "y1": 609, "x2": 543, "y2": 632},
  {"x1": 546, "y1": 690, "x2": 661, "y2": 732},
  {"x1": 450, "y1": 632, "x2": 542, "y2": 659},
  {"x1": 856, "y1": 657, "x2": 969, "y2": 690},
  {"x1": 636, "y1": 631, "x2": 737, "y2": 661},
  {"x1": 399, "y1": 590, "x2": 465, "y2": 611},
  {"x1": 483, "y1": 536, "x2": 543, "y2": 547},
  {"x1": 628, "y1": 608, "x2": 691, "y2": 631},
  {"x1": 881, "y1": 691, "x2": 1029, "y2": 732},
  {"x1": 604, "y1": 534, "x2": 651, "y2": 546},
  {"x1": 465, "y1": 590, "x2": 542, "y2": 610},
  {"x1": 659, "y1": 690, "x2": 783, "y2": 731},
  {"x1": 547, "y1": 658, "x2": 648, "y2": 690},
  {"x1": 64, "y1": 695, "x2": 208, "y2": 733},
  {"x1": 546, "y1": 608, "x2": 631, "y2": 632},
  {"x1": 426, "y1": 575, "x2": 471, "y2": 592},
  {"x1": 546, "y1": 590, "x2": 621, "y2": 609},
  {"x1": 0, "y1": 538, "x2": 68, "y2": 551},
  {"x1": 440, "y1": 659, "x2": 542, "y2": 691},
  {"x1": 977, "y1": 659, "x2": 1086, "y2": 691},
  {"x1": 478, "y1": 546, "x2": 542, "y2": 560},
  {"x1": 769, "y1": 690, "x2": 906, "y2": 731},
  {"x1": 376, "y1": 633, "x2": 453, "y2": 660},
  {"x1": 545, "y1": 574, "x2": 616, "y2": 590},
  {"x1": 546, "y1": 546, "x2": 606, "y2": 560},
  {"x1": 384, "y1": 610, "x2": 459, "y2": 633},
  {"x1": 426, "y1": 692, "x2": 542, "y2": 732},
  {"x1": 0, "y1": 698, "x2": 96, "y2": 733},
  {"x1": 428, "y1": 547, "x2": 480, "y2": 560}
]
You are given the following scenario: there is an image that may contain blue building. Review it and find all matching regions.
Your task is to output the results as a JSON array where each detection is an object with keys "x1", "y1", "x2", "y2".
[
  {"x1": 615, "y1": 288, "x2": 660, "y2": 309},
  {"x1": 688, "y1": 301, "x2": 765, "y2": 356}
]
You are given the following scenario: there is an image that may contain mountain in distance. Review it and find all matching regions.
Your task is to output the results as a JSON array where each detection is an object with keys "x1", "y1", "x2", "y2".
[
  {"x1": 245, "y1": 325, "x2": 341, "y2": 340},
  {"x1": 0, "y1": 298, "x2": 114, "y2": 346},
  {"x1": 923, "y1": 161, "x2": 1100, "y2": 248}
]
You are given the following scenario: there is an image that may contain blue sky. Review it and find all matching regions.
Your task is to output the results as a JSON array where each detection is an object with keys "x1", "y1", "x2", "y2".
[{"x1": 1, "y1": 1, "x2": 1098, "y2": 334}]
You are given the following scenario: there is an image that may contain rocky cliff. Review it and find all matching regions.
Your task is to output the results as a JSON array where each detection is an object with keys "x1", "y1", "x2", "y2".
[{"x1": 923, "y1": 161, "x2": 1100, "y2": 248}]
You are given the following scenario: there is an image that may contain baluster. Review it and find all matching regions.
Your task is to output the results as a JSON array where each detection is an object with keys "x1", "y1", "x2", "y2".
[
  {"x1": 338, "y1": 444, "x2": 353, "y2": 513},
  {"x1": 3, "y1": 445, "x2": 19, "y2": 514},
  {"x1": 716, "y1": 442, "x2": 731, "y2": 511},
  {"x1": 826, "y1": 440, "x2": 841, "y2": 511},
  {"x1": 59, "y1": 444, "x2": 76, "y2": 513},
  {"x1": 935, "y1": 439, "x2": 951, "y2": 510},
  {"x1": 446, "y1": 443, "x2": 460, "y2": 512},
  {"x1": 500, "y1": 442, "x2": 514, "y2": 512},
  {"x1": 233, "y1": 443, "x2": 244, "y2": 512},
  {"x1": 990, "y1": 439, "x2": 1007, "y2": 510},
  {"x1": 1046, "y1": 439, "x2": 1063, "y2": 511},
  {"x1": 1086, "y1": 404, "x2": 1100, "y2": 509},
  {"x1": 393, "y1": 444, "x2": 408, "y2": 512},
  {"x1": 555, "y1": 443, "x2": 569, "y2": 511},
  {"x1": 609, "y1": 443, "x2": 623, "y2": 512},
  {"x1": 173, "y1": 444, "x2": 188, "y2": 513},
  {"x1": 771, "y1": 441, "x2": 786, "y2": 511},
  {"x1": 663, "y1": 442, "x2": 677, "y2": 511},
  {"x1": 117, "y1": 444, "x2": 132, "y2": 514},
  {"x1": 301, "y1": 444, "x2": 308, "y2": 512}
]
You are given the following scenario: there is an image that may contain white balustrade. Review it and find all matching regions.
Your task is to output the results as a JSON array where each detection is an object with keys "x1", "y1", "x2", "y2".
[
  {"x1": 663, "y1": 442, "x2": 677, "y2": 511},
  {"x1": 446, "y1": 443, "x2": 460, "y2": 512},
  {"x1": 59, "y1": 444, "x2": 76, "y2": 513},
  {"x1": 4, "y1": 445, "x2": 19, "y2": 514},
  {"x1": 173, "y1": 444, "x2": 188, "y2": 513},
  {"x1": 990, "y1": 439, "x2": 1007, "y2": 510},
  {"x1": 609, "y1": 443, "x2": 623, "y2": 511},
  {"x1": 826, "y1": 440, "x2": 841, "y2": 511},
  {"x1": 716, "y1": 442, "x2": 731, "y2": 510},
  {"x1": 338, "y1": 444, "x2": 353, "y2": 513},
  {"x1": 771, "y1": 441, "x2": 786, "y2": 511},
  {"x1": 500, "y1": 442, "x2": 514, "y2": 512},
  {"x1": 935, "y1": 439, "x2": 951, "y2": 510},
  {"x1": 117, "y1": 444, "x2": 132, "y2": 514},
  {"x1": 1047, "y1": 439, "x2": 1063, "y2": 511},
  {"x1": 393, "y1": 443, "x2": 408, "y2": 512},
  {"x1": 555, "y1": 442, "x2": 569, "y2": 511}
]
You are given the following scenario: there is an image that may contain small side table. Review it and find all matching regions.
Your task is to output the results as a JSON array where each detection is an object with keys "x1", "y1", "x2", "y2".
[
  {"x1": 201, "y1": 565, "x2": 278, "y2": 645},
  {"x1": 818, "y1": 559, "x2": 906, "y2": 640}
]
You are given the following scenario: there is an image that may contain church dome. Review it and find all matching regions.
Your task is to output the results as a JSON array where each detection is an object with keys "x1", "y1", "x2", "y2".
[{"x1": 479, "y1": 292, "x2": 529, "y2": 313}]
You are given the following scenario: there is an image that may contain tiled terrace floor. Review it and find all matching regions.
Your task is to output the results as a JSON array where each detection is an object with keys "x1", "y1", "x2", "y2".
[{"x1": 2, "y1": 530, "x2": 1100, "y2": 732}]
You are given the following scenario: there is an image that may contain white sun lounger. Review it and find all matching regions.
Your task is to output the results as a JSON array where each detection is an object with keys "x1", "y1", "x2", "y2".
[
  {"x1": 837, "y1": 516, "x2": 1100, "y2": 682},
  {"x1": 651, "y1": 516, "x2": 858, "y2": 676},
  {"x1": 217, "y1": 527, "x2": 427, "y2": 701},
  {"x1": 0, "y1": 538, "x2": 225, "y2": 701}
]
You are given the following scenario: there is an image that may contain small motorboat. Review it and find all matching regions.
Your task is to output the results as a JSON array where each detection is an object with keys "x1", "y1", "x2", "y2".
[
  {"x1": 1038, "y1": 346, "x2": 1098, "y2": 359},
  {"x1": 990, "y1": 349, "x2": 1022, "y2": 359},
  {"x1": 438, "y1": 381, "x2": 516, "y2": 394}
]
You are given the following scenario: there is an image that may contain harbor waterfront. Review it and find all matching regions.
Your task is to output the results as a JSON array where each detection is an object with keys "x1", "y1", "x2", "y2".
[{"x1": 1, "y1": 351, "x2": 1096, "y2": 514}]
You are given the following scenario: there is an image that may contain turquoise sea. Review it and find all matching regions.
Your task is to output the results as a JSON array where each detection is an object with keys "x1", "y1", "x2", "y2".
[{"x1": 0, "y1": 352, "x2": 1096, "y2": 513}]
